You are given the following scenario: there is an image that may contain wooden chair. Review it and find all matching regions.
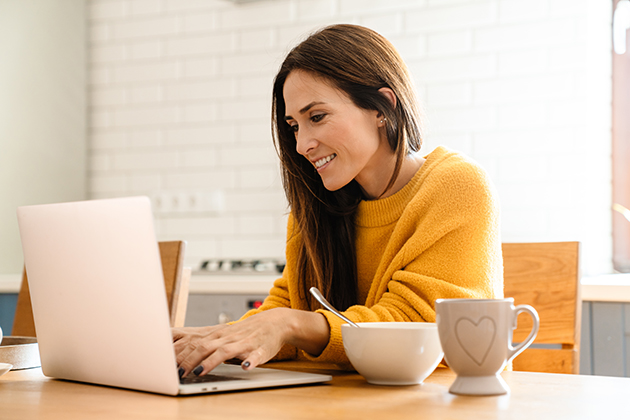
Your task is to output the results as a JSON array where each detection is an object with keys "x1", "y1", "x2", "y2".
[
  {"x1": 503, "y1": 242, "x2": 581, "y2": 374},
  {"x1": 11, "y1": 241, "x2": 190, "y2": 337}
]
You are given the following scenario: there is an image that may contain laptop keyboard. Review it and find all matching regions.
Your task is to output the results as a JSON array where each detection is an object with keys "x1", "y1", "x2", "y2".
[{"x1": 180, "y1": 373, "x2": 245, "y2": 385}]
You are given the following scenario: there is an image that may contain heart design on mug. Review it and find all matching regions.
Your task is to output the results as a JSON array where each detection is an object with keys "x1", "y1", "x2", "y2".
[{"x1": 454, "y1": 317, "x2": 496, "y2": 366}]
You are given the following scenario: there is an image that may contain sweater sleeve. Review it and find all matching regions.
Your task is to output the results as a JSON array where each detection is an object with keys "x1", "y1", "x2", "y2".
[{"x1": 303, "y1": 152, "x2": 503, "y2": 364}]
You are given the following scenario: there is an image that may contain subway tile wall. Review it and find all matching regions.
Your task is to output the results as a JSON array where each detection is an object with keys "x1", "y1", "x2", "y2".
[{"x1": 87, "y1": 0, "x2": 613, "y2": 275}]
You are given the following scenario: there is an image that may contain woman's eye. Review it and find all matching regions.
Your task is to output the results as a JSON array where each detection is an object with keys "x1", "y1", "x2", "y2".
[
  {"x1": 311, "y1": 114, "x2": 325, "y2": 123},
  {"x1": 290, "y1": 124, "x2": 299, "y2": 133}
]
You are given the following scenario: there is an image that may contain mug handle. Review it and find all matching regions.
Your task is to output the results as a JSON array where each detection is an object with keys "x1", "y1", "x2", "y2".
[{"x1": 507, "y1": 304, "x2": 540, "y2": 363}]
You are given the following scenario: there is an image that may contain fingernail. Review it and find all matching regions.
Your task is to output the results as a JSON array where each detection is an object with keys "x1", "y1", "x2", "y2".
[
  {"x1": 242, "y1": 361, "x2": 251, "y2": 369},
  {"x1": 178, "y1": 367, "x2": 185, "y2": 379},
  {"x1": 193, "y1": 365, "x2": 203, "y2": 376}
]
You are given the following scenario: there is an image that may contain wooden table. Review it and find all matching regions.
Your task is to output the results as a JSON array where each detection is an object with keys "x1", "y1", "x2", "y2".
[{"x1": 1, "y1": 365, "x2": 628, "y2": 419}]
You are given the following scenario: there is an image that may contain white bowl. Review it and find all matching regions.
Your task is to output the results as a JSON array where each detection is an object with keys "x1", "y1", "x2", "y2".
[
  {"x1": 341, "y1": 322, "x2": 443, "y2": 385},
  {"x1": 0, "y1": 363, "x2": 12, "y2": 377}
]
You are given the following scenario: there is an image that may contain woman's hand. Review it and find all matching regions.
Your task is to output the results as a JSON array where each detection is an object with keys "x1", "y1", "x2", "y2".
[{"x1": 172, "y1": 308, "x2": 330, "y2": 378}]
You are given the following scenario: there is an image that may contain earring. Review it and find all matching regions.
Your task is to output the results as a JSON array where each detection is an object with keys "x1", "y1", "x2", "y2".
[{"x1": 380, "y1": 117, "x2": 386, "y2": 124}]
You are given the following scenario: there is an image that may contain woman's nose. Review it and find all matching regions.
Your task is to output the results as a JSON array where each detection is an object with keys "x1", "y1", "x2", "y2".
[{"x1": 295, "y1": 129, "x2": 317, "y2": 157}]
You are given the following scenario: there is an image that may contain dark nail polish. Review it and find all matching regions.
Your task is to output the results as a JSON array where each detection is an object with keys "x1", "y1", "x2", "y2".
[
  {"x1": 193, "y1": 365, "x2": 203, "y2": 376},
  {"x1": 243, "y1": 361, "x2": 251, "y2": 369},
  {"x1": 178, "y1": 367, "x2": 185, "y2": 379}
]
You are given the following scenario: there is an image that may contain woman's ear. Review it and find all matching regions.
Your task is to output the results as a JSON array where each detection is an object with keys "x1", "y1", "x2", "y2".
[{"x1": 378, "y1": 87, "x2": 397, "y2": 110}]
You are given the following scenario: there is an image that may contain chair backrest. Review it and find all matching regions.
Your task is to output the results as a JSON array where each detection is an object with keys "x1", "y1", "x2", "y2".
[
  {"x1": 502, "y1": 242, "x2": 581, "y2": 374},
  {"x1": 12, "y1": 241, "x2": 190, "y2": 337}
]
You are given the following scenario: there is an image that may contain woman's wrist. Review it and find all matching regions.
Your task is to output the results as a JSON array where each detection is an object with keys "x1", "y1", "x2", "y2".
[{"x1": 283, "y1": 309, "x2": 330, "y2": 357}]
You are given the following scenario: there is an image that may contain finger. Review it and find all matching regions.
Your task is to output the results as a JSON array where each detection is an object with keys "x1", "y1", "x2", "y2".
[
  {"x1": 188, "y1": 342, "x2": 252, "y2": 376},
  {"x1": 175, "y1": 342, "x2": 196, "y2": 367},
  {"x1": 171, "y1": 328, "x2": 186, "y2": 342},
  {"x1": 179, "y1": 338, "x2": 230, "y2": 377},
  {"x1": 174, "y1": 333, "x2": 203, "y2": 357},
  {"x1": 173, "y1": 325, "x2": 225, "y2": 340},
  {"x1": 174, "y1": 326, "x2": 229, "y2": 365},
  {"x1": 173, "y1": 333, "x2": 201, "y2": 363},
  {"x1": 172, "y1": 326, "x2": 203, "y2": 339},
  {"x1": 173, "y1": 333, "x2": 191, "y2": 351},
  {"x1": 241, "y1": 347, "x2": 268, "y2": 371}
]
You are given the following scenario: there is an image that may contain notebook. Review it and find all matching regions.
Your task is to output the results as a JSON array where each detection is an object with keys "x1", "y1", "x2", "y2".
[{"x1": 16, "y1": 196, "x2": 331, "y2": 395}]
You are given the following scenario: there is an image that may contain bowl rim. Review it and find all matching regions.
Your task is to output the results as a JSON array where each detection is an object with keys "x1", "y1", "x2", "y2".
[
  {"x1": 340, "y1": 322, "x2": 437, "y2": 330},
  {"x1": 435, "y1": 298, "x2": 514, "y2": 304}
]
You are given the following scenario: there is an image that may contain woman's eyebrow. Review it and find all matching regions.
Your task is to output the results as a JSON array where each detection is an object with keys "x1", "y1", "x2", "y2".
[{"x1": 284, "y1": 101, "x2": 325, "y2": 121}]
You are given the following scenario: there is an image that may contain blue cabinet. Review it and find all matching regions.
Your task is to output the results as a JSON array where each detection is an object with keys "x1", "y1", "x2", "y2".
[
  {"x1": 0, "y1": 294, "x2": 17, "y2": 336},
  {"x1": 580, "y1": 301, "x2": 630, "y2": 377}
]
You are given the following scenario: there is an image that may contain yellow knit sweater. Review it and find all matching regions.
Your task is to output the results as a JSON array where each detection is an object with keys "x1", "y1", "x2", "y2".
[{"x1": 239, "y1": 146, "x2": 503, "y2": 367}]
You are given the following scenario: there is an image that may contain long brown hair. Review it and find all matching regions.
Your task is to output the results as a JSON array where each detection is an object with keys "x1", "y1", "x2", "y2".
[{"x1": 272, "y1": 24, "x2": 423, "y2": 310}]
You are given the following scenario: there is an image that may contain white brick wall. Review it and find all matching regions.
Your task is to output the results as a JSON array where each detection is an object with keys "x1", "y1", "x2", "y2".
[{"x1": 87, "y1": 0, "x2": 613, "y2": 275}]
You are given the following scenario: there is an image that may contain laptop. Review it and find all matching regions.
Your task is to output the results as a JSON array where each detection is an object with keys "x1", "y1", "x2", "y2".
[{"x1": 16, "y1": 196, "x2": 332, "y2": 395}]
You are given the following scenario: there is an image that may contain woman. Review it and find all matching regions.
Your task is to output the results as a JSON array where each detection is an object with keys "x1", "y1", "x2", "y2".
[{"x1": 174, "y1": 24, "x2": 502, "y2": 378}]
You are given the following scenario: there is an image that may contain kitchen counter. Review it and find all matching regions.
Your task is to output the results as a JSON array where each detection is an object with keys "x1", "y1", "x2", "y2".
[
  {"x1": 0, "y1": 274, "x2": 20, "y2": 294},
  {"x1": 580, "y1": 273, "x2": 630, "y2": 302},
  {"x1": 0, "y1": 273, "x2": 277, "y2": 295},
  {"x1": 189, "y1": 273, "x2": 277, "y2": 294},
  {"x1": 2, "y1": 273, "x2": 630, "y2": 301}
]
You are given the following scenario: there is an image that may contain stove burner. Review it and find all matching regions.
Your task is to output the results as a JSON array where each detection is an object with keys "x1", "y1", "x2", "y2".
[{"x1": 199, "y1": 259, "x2": 285, "y2": 274}]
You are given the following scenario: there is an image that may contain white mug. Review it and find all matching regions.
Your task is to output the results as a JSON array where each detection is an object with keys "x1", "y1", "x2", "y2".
[{"x1": 435, "y1": 298, "x2": 539, "y2": 396}]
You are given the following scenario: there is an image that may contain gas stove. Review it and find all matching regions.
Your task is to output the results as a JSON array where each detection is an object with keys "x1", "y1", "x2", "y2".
[{"x1": 196, "y1": 259, "x2": 285, "y2": 276}]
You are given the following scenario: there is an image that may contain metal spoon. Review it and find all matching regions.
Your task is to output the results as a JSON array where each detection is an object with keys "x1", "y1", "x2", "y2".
[
  {"x1": 309, "y1": 287, "x2": 360, "y2": 328},
  {"x1": 613, "y1": 203, "x2": 630, "y2": 222}
]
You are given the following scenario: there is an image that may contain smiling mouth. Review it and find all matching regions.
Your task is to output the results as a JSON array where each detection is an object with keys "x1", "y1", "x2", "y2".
[{"x1": 314, "y1": 154, "x2": 336, "y2": 169}]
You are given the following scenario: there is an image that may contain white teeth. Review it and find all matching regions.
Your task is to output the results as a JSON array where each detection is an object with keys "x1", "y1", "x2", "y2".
[{"x1": 315, "y1": 154, "x2": 336, "y2": 168}]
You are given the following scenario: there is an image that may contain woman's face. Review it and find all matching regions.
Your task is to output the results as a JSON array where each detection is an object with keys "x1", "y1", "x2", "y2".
[{"x1": 283, "y1": 70, "x2": 393, "y2": 198}]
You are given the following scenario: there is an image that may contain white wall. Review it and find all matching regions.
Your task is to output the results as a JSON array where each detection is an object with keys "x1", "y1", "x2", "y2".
[
  {"x1": 0, "y1": 0, "x2": 87, "y2": 275},
  {"x1": 87, "y1": 0, "x2": 613, "y2": 275}
]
